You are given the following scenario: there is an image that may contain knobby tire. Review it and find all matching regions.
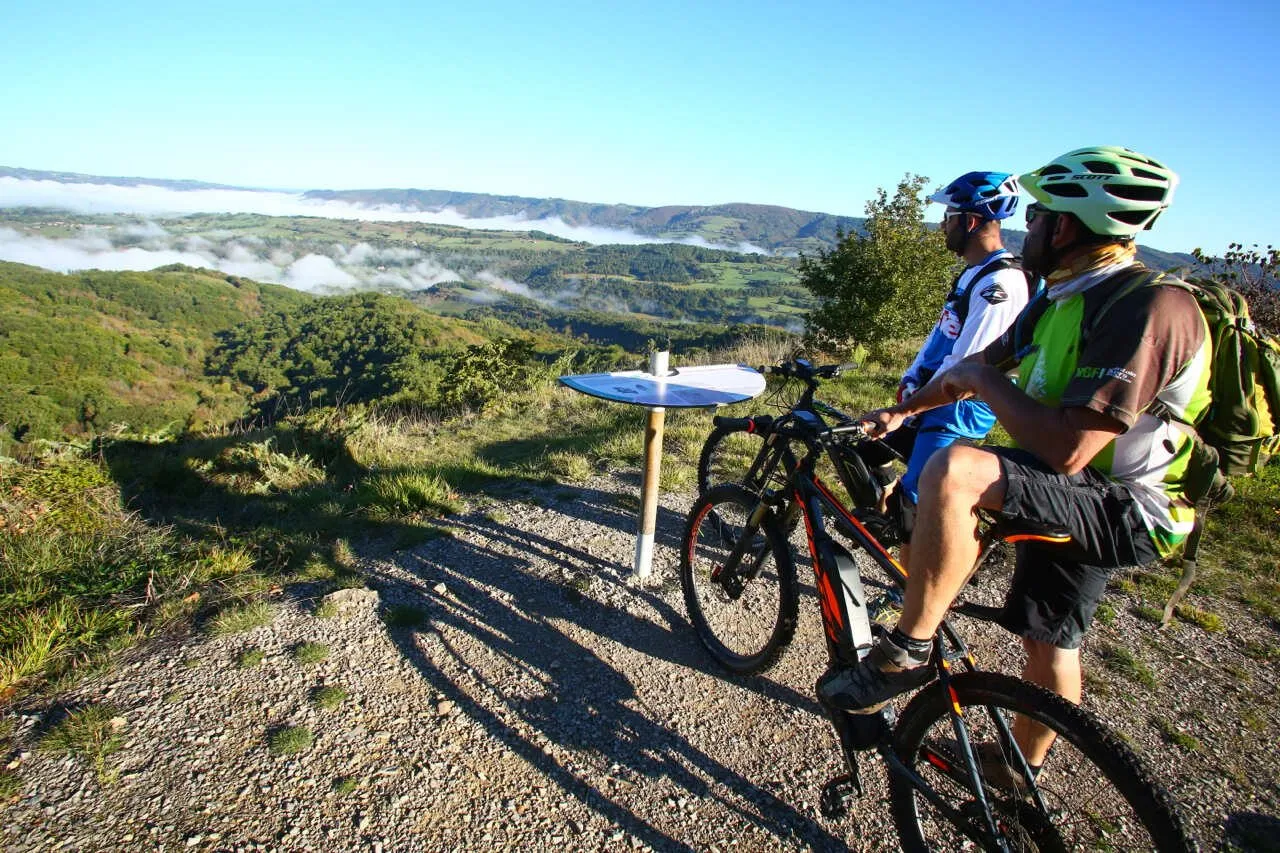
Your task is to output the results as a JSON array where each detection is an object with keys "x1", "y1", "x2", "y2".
[
  {"x1": 888, "y1": 671, "x2": 1197, "y2": 852},
  {"x1": 680, "y1": 485, "x2": 799, "y2": 674}
]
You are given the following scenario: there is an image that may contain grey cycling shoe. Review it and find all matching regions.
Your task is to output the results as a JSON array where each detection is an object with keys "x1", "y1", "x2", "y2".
[{"x1": 817, "y1": 644, "x2": 935, "y2": 714}]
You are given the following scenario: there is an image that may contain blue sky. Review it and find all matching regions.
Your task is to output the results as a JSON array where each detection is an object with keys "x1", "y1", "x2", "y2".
[{"x1": 2, "y1": 0, "x2": 1276, "y2": 255}]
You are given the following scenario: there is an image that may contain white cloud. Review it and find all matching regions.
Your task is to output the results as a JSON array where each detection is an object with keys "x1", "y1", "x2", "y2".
[
  {"x1": 283, "y1": 254, "x2": 359, "y2": 291},
  {"x1": 0, "y1": 177, "x2": 767, "y2": 252},
  {"x1": 475, "y1": 270, "x2": 533, "y2": 297},
  {"x1": 0, "y1": 227, "x2": 207, "y2": 273}
]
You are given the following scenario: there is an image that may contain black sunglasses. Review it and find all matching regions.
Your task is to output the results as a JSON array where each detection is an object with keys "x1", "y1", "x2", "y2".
[{"x1": 1025, "y1": 203, "x2": 1053, "y2": 225}]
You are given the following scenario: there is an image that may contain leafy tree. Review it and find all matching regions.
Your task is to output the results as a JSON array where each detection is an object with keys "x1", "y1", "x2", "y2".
[
  {"x1": 1192, "y1": 242, "x2": 1279, "y2": 336},
  {"x1": 799, "y1": 174, "x2": 956, "y2": 356}
]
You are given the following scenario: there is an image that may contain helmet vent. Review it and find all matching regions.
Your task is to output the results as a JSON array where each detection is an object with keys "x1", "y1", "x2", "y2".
[
  {"x1": 1040, "y1": 165, "x2": 1071, "y2": 176},
  {"x1": 1083, "y1": 160, "x2": 1121, "y2": 174},
  {"x1": 1131, "y1": 167, "x2": 1166, "y2": 181},
  {"x1": 1104, "y1": 184, "x2": 1165, "y2": 202},
  {"x1": 1111, "y1": 210, "x2": 1154, "y2": 226},
  {"x1": 1044, "y1": 183, "x2": 1088, "y2": 198}
]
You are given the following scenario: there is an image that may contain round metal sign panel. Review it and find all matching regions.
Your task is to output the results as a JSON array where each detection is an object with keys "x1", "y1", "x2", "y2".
[{"x1": 559, "y1": 364, "x2": 766, "y2": 408}]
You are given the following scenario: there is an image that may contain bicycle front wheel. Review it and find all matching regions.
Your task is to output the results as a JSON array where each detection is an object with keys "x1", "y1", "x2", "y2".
[
  {"x1": 888, "y1": 671, "x2": 1196, "y2": 852},
  {"x1": 680, "y1": 485, "x2": 799, "y2": 674}
]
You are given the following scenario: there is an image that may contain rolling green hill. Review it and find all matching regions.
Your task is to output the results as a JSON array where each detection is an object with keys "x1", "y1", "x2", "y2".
[
  {"x1": 0, "y1": 261, "x2": 312, "y2": 441},
  {"x1": 0, "y1": 259, "x2": 783, "y2": 446}
]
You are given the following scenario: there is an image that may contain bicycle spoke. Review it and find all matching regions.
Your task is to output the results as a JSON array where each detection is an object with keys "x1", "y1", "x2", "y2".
[
  {"x1": 890, "y1": 674, "x2": 1191, "y2": 852},
  {"x1": 681, "y1": 486, "x2": 798, "y2": 674}
]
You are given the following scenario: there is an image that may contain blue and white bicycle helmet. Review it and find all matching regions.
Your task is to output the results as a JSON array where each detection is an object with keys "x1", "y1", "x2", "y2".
[{"x1": 929, "y1": 171, "x2": 1021, "y2": 221}]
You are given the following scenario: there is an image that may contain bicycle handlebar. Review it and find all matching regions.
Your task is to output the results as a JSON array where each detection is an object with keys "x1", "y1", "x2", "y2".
[{"x1": 758, "y1": 359, "x2": 857, "y2": 382}]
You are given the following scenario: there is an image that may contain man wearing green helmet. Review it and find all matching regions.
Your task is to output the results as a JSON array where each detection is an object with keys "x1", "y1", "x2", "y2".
[{"x1": 820, "y1": 146, "x2": 1210, "y2": 776}]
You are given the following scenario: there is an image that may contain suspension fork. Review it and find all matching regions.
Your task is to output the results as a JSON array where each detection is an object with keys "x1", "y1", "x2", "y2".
[{"x1": 708, "y1": 497, "x2": 773, "y2": 597}]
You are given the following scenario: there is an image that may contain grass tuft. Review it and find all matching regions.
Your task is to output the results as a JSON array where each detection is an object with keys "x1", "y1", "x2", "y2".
[
  {"x1": 40, "y1": 704, "x2": 125, "y2": 779},
  {"x1": 311, "y1": 685, "x2": 348, "y2": 710},
  {"x1": 1132, "y1": 604, "x2": 1163, "y2": 624},
  {"x1": 1152, "y1": 717, "x2": 1203, "y2": 752},
  {"x1": 236, "y1": 648, "x2": 265, "y2": 668},
  {"x1": 356, "y1": 470, "x2": 460, "y2": 517},
  {"x1": 383, "y1": 605, "x2": 428, "y2": 629},
  {"x1": 1093, "y1": 601, "x2": 1116, "y2": 625},
  {"x1": 1173, "y1": 605, "x2": 1225, "y2": 633},
  {"x1": 291, "y1": 642, "x2": 329, "y2": 666},
  {"x1": 0, "y1": 769, "x2": 19, "y2": 799},
  {"x1": 209, "y1": 601, "x2": 275, "y2": 637},
  {"x1": 267, "y1": 725, "x2": 313, "y2": 755},
  {"x1": 1095, "y1": 643, "x2": 1157, "y2": 688}
]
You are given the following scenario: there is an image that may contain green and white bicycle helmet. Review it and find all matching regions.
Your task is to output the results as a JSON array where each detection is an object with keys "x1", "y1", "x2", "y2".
[{"x1": 1019, "y1": 146, "x2": 1178, "y2": 237}]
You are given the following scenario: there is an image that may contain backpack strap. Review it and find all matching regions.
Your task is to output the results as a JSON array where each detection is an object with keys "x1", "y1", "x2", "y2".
[
  {"x1": 1081, "y1": 265, "x2": 1178, "y2": 339},
  {"x1": 949, "y1": 255, "x2": 1022, "y2": 327}
]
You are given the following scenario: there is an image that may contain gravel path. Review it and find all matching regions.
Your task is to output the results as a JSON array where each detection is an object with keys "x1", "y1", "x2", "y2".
[{"x1": 3, "y1": 472, "x2": 1278, "y2": 851}]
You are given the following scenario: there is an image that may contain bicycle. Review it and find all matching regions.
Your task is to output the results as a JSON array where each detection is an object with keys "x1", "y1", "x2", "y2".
[
  {"x1": 679, "y1": 360, "x2": 1196, "y2": 851},
  {"x1": 696, "y1": 360, "x2": 889, "y2": 503}
]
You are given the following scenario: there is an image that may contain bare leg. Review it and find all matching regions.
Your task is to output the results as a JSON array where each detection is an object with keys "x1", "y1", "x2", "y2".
[
  {"x1": 1015, "y1": 639, "x2": 1081, "y2": 765},
  {"x1": 896, "y1": 445, "x2": 1006, "y2": 639}
]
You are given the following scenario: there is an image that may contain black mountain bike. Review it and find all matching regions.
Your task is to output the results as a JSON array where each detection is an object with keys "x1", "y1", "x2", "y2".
[{"x1": 680, "y1": 360, "x2": 1196, "y2": 851}]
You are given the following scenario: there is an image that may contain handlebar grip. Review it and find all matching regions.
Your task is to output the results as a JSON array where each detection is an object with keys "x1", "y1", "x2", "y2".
[{"x1": 711, "y1": 414, "x2": 774, "y2": 432}]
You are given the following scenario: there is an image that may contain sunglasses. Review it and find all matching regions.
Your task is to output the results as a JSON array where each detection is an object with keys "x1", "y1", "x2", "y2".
[
  {"x1": 942, "y1": 208, "x2": 970, "y2": 224},
  {"x1": 1025, "y1": 203, "x2": 1053, "y2": 225}
]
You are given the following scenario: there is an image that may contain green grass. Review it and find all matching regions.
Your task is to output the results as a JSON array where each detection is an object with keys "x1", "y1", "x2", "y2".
[
  {"x1": 290, "y1": 642, "x2": 329, "y2": 666},
  {"x1": 1132, "y1": 604, "x2": 1164, "y2": 624},
  {"x1": 1241, "y1": 710, "x2": 1267, "y2": 733},
  {"x1": 40, "y1": 704, "x2": 125, "y2": 779},
  {"x1": 0, "y1": 769, "x2": 19, "y2": 799},
  {"x1": 236, "y1": 648, "x2": 265, "y2": 668},
  {"x1": 331, "y1": 775, "x2": 358, "y2": 795},
  {"x1": 209, "y1": 601, "x2": 275, "y2": 636},
  {"x1": 267, "y1": 726, "x2": 313, "y2": 755},
  {"x1": 1095, "y1": 643, "x2": 1157, "y2": 688},
  {"x1": 0, "y1": 456, "x2": 183, "y2": 695},
  {"x1": 1173, "y1": 604, "x2": 1225, "y2": 632},
  {"x1": 356, "y1": 470, "x2": 461, "y2": 517},
  {"x1": 313, "y1": 599, "x2": 338, "y2": 619},
  {"x1": 383, "y1": 605, "x2": 428, "y2": 630},
  {"x1": 311, "y1": 685, "x2": 348, "y2": 710},
  {"x1": 1152, "y1": 717, "x2": 1203, "y2": 752},
  {"x1": 1093, "y1": 601, "x2": 1117, "y2": 625}
]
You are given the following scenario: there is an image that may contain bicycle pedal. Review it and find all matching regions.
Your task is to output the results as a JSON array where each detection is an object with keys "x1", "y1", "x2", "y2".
[{"x1": 819, "y1": 773, "x2": 862, "y2": 819}]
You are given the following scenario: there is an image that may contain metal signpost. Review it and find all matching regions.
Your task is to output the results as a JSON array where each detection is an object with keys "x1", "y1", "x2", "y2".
[{"x1": 559, "y1": 352, "x2": 766, "y2": 578}]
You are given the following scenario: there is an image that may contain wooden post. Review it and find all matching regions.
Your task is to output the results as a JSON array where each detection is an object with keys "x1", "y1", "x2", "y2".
[{"x1": 633, "y1": 350, "x2": 669, "y2": 578}]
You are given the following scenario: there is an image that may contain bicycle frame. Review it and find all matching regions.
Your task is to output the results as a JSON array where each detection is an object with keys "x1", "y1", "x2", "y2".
[{"x1": 725, "y1": 409, "x2": 1046, "y2": 849}]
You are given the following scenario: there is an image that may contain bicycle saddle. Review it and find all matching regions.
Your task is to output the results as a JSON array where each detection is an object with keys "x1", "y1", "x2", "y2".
[{"x1": 989, "y1": 517, "x2": 1073, "y2": 544}]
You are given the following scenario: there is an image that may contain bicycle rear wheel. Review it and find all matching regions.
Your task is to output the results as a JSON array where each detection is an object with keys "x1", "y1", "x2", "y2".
[
  {"x1": 680, "y1": 485, "x2": 799, "y2": 674},
  {"x1": 888, "y1": 671, "x2": 1196, "y2": 852}
]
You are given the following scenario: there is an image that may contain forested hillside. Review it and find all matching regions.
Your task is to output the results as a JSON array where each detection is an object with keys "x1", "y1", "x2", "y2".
[
  {"x1": 0, "y1": 260, "x2": 790, "y2": 446},
  {"x1": 0, "y1": 261, "x2": 309, "y2": 440}
]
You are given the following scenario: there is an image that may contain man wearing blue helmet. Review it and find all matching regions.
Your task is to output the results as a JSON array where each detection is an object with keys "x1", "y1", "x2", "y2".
[{"x1": 883, "y1": 172, "x2": 1030, "y2": 549}]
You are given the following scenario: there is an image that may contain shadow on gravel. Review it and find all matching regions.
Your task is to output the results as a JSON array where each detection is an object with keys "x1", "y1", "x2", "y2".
[
  {"x1": 368, "y1": 489, "x2": 843, "y2": 851},
  {"x1": 1222, "y1": 812, "x2": 1280, "y2": 852}
]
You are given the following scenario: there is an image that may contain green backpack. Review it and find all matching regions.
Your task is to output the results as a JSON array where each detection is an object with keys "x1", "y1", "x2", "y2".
[
  {"x1": 1088, "y1": 270, "x2": 1280, "y2": 490},
  {"x1": 1085, "y1": 270, "x2": 1280, "y2": 623}
]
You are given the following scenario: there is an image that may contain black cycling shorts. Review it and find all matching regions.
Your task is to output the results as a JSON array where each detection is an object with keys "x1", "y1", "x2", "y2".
[{"x1": 991, "y1": 447, "x2": 1158, "y2": 650}]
